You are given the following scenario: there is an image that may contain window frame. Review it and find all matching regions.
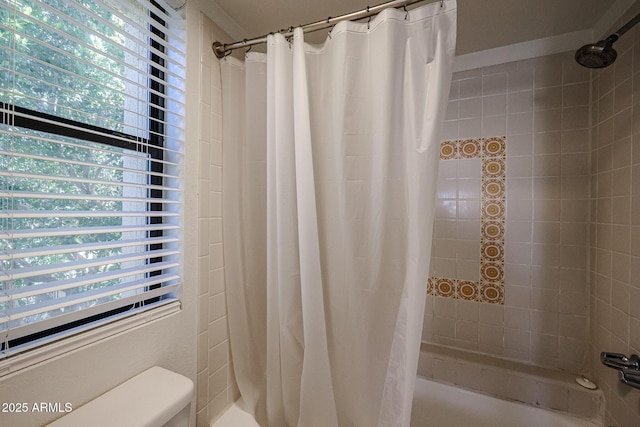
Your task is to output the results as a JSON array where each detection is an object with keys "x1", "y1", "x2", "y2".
[{"x1": 0, "y1": 0, "x2": 179, "y2": 360}]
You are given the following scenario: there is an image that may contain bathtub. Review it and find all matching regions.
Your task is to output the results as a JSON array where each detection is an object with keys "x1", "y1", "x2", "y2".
[
  {"x1": 410, "y1": 377, "x2": 602, "y2": 427},
  {"x1": 213, "y1": 376, "x2": 601, "y2": 427}
]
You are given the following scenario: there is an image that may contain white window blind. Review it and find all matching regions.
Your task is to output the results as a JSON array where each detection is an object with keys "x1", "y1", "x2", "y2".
[{"x1": 0, "y1": 0, "x2": 185, "y2": 359}]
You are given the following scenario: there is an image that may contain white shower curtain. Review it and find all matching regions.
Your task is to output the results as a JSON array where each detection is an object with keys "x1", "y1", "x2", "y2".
[{"x1": 221, "y1": 2, "x2": 456, "y2": 426}]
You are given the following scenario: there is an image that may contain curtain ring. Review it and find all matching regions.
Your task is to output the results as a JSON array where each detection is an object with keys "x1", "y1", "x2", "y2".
[
  {"x1": 440, "y1": 0, "x2": 444, "y2": 7},
  {"x1": 367, "y1": 15, "x2": 371, "y2": 30},
  {"x1": 403, "y1": 5, "x2": 408, "y2": 20}
]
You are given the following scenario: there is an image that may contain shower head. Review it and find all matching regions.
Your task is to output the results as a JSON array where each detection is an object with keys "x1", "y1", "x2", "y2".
[
  {"x1": 575, "y1": 36, "x2": 618, "y2": 69},
  {"x1": 575, "y1": 11, "x2": 640, "y2": 69}
]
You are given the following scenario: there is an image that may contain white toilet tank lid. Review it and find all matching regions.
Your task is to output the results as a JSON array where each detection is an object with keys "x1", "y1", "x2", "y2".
[{"x1": 47, "y1": 366, "x2": 194, "y2": 427}]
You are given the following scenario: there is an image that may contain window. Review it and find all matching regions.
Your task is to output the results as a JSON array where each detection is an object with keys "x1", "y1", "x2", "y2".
[{"x1": 0, "y1": 0, "x2": 185, "y2": 363}]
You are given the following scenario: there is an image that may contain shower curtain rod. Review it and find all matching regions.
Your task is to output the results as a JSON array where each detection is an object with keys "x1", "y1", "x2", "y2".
[{"x1": 212, "y1": 0, "x2": 439, "y2": 58}]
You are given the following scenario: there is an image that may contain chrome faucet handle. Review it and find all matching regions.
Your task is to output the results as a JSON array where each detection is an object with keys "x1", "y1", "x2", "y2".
[
  {"x1": 601, "y1": 352, "x2": 640, "y2": 370},
  {"x1": 619, "y1": 368, "x2": 640, "y2": 390}
]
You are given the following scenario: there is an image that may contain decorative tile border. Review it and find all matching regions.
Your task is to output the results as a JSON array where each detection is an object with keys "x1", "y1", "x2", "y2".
[{"x1": 428, "y1": 136, "x2": 506, "y2": 304}]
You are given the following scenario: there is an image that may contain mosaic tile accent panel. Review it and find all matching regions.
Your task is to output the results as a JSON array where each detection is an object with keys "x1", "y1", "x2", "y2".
[{"x1": 428, "y1": 136, "x2": 506, "y2": 304}]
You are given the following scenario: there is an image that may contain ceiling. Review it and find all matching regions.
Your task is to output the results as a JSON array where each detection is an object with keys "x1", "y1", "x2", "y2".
[{"x1": 209, "y1": 0, "x2": 621, "y2": 55}]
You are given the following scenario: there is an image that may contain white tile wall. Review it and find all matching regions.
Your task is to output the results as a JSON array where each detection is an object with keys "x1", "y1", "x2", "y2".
[
  {"x1": 196, "y1": 13, "x2": 238, "y2": 427},
  {"x1": 428, "y1": 4, "x2": 640, "y2": 425},
  {"x1": 590, "y1": 2, "x2": 640, "y2": 425},
  {"x1": 426, "y1": 50, "x2": 591, "y2": 371}
]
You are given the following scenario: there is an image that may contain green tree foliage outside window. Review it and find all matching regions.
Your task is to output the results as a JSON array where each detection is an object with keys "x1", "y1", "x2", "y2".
[{"x1": 1, "y1": 0, "x2": 153, "y2": 328}]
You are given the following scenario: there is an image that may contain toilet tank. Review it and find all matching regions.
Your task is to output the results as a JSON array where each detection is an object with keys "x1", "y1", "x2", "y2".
[{"x1": 47, "y1": 366, "x2": 194, "y2": 427}]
